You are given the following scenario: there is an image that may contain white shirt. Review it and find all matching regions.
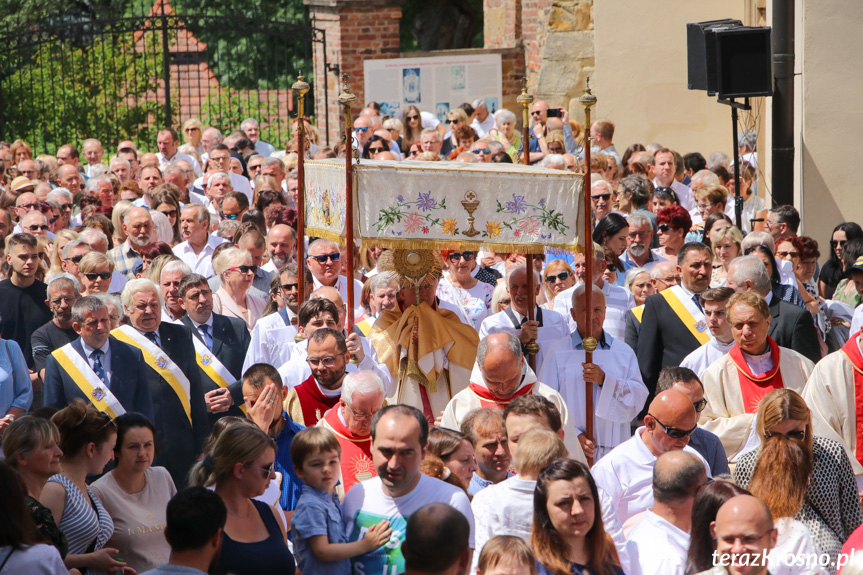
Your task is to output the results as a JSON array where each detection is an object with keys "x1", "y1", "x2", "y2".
[
  {"x1": 160, "y1": 306, "x2": 184, "y2": 325},
  {"x1": 626, "y1": 510, "x2": 689, "y2": 575},
  {"x1": 342, "y1": 474, "x2": 474, "y2": 574},
  {"x1": 653, "y1": 177, "x2": 694, "y2": 211},
  {"x1": 681, "y1": 339, "x2": 735, "y2": 378},
  {"x1": 471, "y1": 114, "x2": 497, "y2": 138},
  {"x1": 553, "y1": 280, "x2": 635, "y2": 342},
  {"x1": 172, "y1": 234, "x2": 227, "y2": 278},
  {"x1": 244, "y1": 310, "x2": 297, "y2": 373},
  {"x1": 81, "y1": 338, "x2": 112, "y2": 385},
  {"x1": 471, "y1": 476, "x2": 536, "y2": 572},
  {"x1": 0, "y1": 544, "x2": 67, "y2": 575},
  {"x1": 591, "y1": 427, "x2": 711, "y2": 525},
  {"x1": 479, "y1": 306, "x2": 570, "y2": 369},
  {"x1": 769, "y1": 517, "x2": 826, "y2": 575},
  {"x1": 742, "y1": 347, "x2": 775, "y2": 375},
  {"x1": 312, "y1": 275, "x2": 365, "y2": 318},
  {"x1": 436, "y1": 278, "x2": 494, "y2": 331},
  {"x1": 192, "y1": 171, "x2": 253, "y2": 204},
  {"x1": 157, "y1": 151, "x2": 202, "y2": 177}
]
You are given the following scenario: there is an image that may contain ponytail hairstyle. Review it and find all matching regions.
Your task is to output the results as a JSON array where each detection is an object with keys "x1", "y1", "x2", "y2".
[
  {"x1": 50, "y1": 399, "x2": 116, "y2": 460},
  {"x1": 188, "y1": 422, "x2": 275, "y2": 488}
]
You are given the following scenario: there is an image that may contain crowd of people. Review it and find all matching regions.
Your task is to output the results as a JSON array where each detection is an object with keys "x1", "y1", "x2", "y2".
[{"x1": 2, "y1": 100, "x2": 863, "y2": 575}]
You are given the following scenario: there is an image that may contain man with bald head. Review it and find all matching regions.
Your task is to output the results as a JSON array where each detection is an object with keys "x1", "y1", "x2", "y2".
[
  {"x1": 14, "y1": 191, "x2": 41, "y2": 223},
  {"x1": 540, "y1": 283, "x2": 648, "y2": 461},
  {"x1": 440, "y1": 332, "x2": 586, "y2": 463},
  {"x1": 591, "y1": 389, "x2": 710, "y2": 526},
  {"x1": 479, "y1": 265, "x2": 569, "y2": 368},
  {"x1": 403, "y1": 503, "x2": 471, "y2": 575},
  {"x1": 353, "y1": 116, "x2": 373, "y2": 150},
  {"x1": 627, "y1": 451, "x2": 707, "y2": 575},
  {"x1": 19, "y1": 210, "x2": 50, "y2": 238},
  {"x1": 108, "y1": 207, "x2": 153, "y2": 279},
  {"x1": 700, "y1": 292, "x2": 813, "y2": 463},
  {"x1": 705, "y1": 495, "x2": 777, "y2": 575}
]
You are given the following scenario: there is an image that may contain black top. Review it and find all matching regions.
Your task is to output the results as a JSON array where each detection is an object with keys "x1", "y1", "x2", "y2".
[
  {"x1": 819, "y1": 259, "x2": 844, "y2": 300},
  {"x1": 0, "y1": 279, "x2": 51, "y2": 370},
  {"x1": 218, "y1": 499, "x2": 295, "y2": 575},
  {"x1": 476, "y1": 266, "x2": 502, "y2": 287},
  {"x1": 31, "y1": 320, "x2": 78, "y2": 373},
  {"x1": 26, "y1": 495, "x2": 68, "y2": 558}
]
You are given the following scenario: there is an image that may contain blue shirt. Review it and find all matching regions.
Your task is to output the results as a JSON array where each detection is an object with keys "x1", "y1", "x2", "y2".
[
  {"x1": 0, "y1": 338, "x2": 32, "y2": 415},
  {"x1": 688, "y1": 427, "x2": 730, "y2": 476},
  {"x1": 141, "y1": 566, "x2": 208, "y2": 575},
  {"x1": 291, "y1": 485, "x2": 349, "y2": 575},
  {"x1": 274, "y1": 412, "x2": 306, "y2": 512},
  {"x1": 467, "y1": 471, "x2": 515, "y2": 496}
]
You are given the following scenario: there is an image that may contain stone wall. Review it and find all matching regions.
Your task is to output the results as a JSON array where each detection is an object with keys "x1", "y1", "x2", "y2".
[{"x1": 536, "y1": 0, "x2": 594, "y2": 117}]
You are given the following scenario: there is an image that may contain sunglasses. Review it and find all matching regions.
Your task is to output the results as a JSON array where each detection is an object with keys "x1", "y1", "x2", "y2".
[
  {"x1": 60, "y1": 203, "x2": 73, "y2": 211},
  {"x1": 228, "y1": 265, "x2": 258, "y2": 274},
  {"x1": 766, "y1": 429, "x2": 806, "y2": 441},
  {"x1": 26, "y1": 224, "x2": 50, "y2": 231},
  {"x1": 309, "y1": 253, "x2": 340, "y2": 263},
  {"x1": 531, "y1": 110, "x2": 543, "y2": 116},
  {"x1": 657, "y1": 224, "x2": 671, "y2": 233},
  {"x1": 65, "y1": 255, "x2": 85, "y2": 264},
  {"x1": 409, "y1": 149, "x2": 420, "y2": 156},
  {"x1": 831, "y1": 239, "x2": 846, "y2": 248},
  {"x1": 280, "y1": 283, "x2": 298, "y2": 291},
  {"x1": 17, "y1": 202, "x2": 40, "y2": 211},
  {"x1": 244, "y1": 462, "x2": 275, "y2": 478},
  {"x1": 606, "y1": 263, "x2": 616, "y2": 272},
  {"x1": 472, "y1": 148, "x2": 491, "y2": 155},
  {"x1": 368, "y1": 147, "x2": 386, "y2": 154},
  {"x1": 649, "y1": 414, "x2": 697, "y2": 439},
  {"x1": 591, "y1": 193, "x2": 611, "y2": 202},
  {"x1": 407, "y1": 115, "x2": 420, "y2": 121},
  {"x1": 220, "y1": 212, "x2": 240, "y2": 220},
  {"x1": 448, "y1": 251, "x2": 476, "y2": 262},
  {"x1": 48, "y1": 216, "x2": 59, "y2": 224},
  {"x1": 446, "y1": 119, "x2": 459, "y2": 124},
  {"x1": 158, "y1": 209, "x2": 177, "y2": 218},
  {"x1": 355, "y1": 127, "x2": 369, "y2": 133},
  {"x1": 84, "y1": 272, "x2": 112, "y2": 281},
  {"x1": 545, "y1": 271, "x2": 571, "y2": 284},
  {"x1": 693, "y1": 398, "x2": 708, "y2": 413}
]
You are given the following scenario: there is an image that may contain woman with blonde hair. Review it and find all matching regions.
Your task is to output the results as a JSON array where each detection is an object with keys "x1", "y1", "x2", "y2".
[
  {"x1": 383, "y1": 117, "x2": 404, "y2": 153},
  {"x1": 10, "y1": 139, "x2": 33, "y2": 162},
  {"x1": 490, "y1": 281, "x2": 511, "y2": 313},
  {"x1": 78, "y1": 252, "x2": 114, "y2": 295},
  {"x1": 252, "y1": 175, "x2": 282, "y2": 208},
  {"x1": 709, "y1": 224, "x2": 743, "y2": 287},
  {"x1": 110, "y1": 199, "x2": 135, "y2": 247},
  {"x1": 189, "y1": 423, "x2": 294, "y2": 575},
  {"x1": 478, "y1": 535, "x2": 537, "y2": 575},
  {"x1": 48, "y1": 229, "x2": 78, "y2": 275},
  {"x1": 182, "y1": 117, "x2": 205, "y2": 155},
  {"x1": 734, "y1": 389, "x2": 862, "y2": 573},
  {"x1": 441, "y1": 108, "x2": 470, "y2": 157},
  {"x1": 212, "y1": 247, "x2": 267, "y2": 331},
  {"x1": 151, "y1": 191, "x2": 182, "y2": 245},
  {"x1": 541, "y1": 259, "x2": 576, "y2": 310}
]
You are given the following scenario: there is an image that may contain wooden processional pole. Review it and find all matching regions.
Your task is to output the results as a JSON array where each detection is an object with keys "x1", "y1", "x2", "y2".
[
  {"x1": 338, "y1": 74, "x2": 358, "y2": 343},
  {"x1": 579, "y1": 79, "x2": 597, "y2": 466},
  {"x1": 292, "y1": 75, "x2": 310, "y2": 312},
  {"x1": 516, "y1": 79, "x2": 539, "y2": 371}
]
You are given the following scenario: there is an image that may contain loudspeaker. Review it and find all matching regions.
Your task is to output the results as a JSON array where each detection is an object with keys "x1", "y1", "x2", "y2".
[
  {"x1": 687, "y1": 19, "x2": 742, "y2": 92},
  {"x1": 713, "y1": 27, "x2": 773, "y2": 98}
]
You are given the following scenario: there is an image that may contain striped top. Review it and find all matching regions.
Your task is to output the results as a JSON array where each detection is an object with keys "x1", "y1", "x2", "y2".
[{"x1": 46, "y1": 474, "x2": 113, "y2": 556}]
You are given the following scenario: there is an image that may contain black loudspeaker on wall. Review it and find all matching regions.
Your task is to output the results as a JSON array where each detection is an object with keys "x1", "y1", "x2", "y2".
[{"x1": 687, "y1": 20, "x2": 773, "y2": 99}]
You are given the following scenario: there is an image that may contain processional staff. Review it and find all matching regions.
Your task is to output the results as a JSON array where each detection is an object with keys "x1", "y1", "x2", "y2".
[
  {"x1": 291, "y1": 74, "x2": 310, "y2": 313},
  {"x1": 516, "y1": 79, "x2": 539, "y2": 372},
  {"x1": 338, "y1": 74, "x2": 358, "y2": 348}
]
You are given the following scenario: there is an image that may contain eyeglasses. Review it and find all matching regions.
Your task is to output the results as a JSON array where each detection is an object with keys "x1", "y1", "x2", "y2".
[
  {"x1": 717, "y1": 528, "x2": 775, "y2": 548},
  {"x1": 831, "y1": 239, "x2": 847, "y2": 248},
  {"x1": 25, "y1": 224, "x2": 49, "y2": 231},
  {"x1": 60, "y1": 203, "x2": 73, "y2": 212},
  {"x1": 696, "y1": 202, "x2": 715, "y2": 210},
  {"x1": 531, "y1": 110, "x2": 542, "y2": 116},
  {"x1": 605, "y1": 263, "x2": 616, "y2": 272},
  {"x1": 368, "y1": 147, "x2": 386, "y2": 154},
  {"x1": 220, "y1": 212, "x2": 240, "y2": 220},
  {"x1": 591, "y1": 193, "x2": 611, "y2": 202},
  {"x1": 158, "y1": 209, "x2": 177, "y2": 218},
  {"x1": 64, "y1": 255, "x2": 85, "y2": 264},
  {"x1": 765, "y1": 429, "x2": 806, "y2": 441},
  {"x1": 184, "y1": 127, "x2": 200, "y2": 132},
  {"x1": 244, "y1": 462, "x2": 275, "y2": 478},
  {"x1": 472, "y1": 148, "x2": 491, "y2": 155},
  {"x1": 48, "y1": 216, "x2": 58, "y2": 224},
  {"x1": 658, "y1": 224, "x2": 671, "y2": 233},
  {"x1": 227, "y1": 265, "x2": 258, "y2": 274},
  {"x1": 280, "y1": 283, "x2": 298, "y2": 292},
  {"x1": 17, "y1": 202, "x2": 40, "y2": 211},
  {"x1": 545, "y1": 271, "x2": 571, "y2": 283},
  {"x1": 693, "y1": 398, "x2": 708, "y2": 413},
  {"x1": 84, "y1": 272, "x2": 112, "y2": 281},
  {"x1": 448, "y1": 251, "x2": 476, "y2": 262},
  {"x1": 445, "y1": 119, "x2": 459, "y2": 124},
  {"x1": 407, "y1": 115, "x2": 420, "y2": 121},
  {"x1": 307, "y1": 352, "x2": 345, "y2": 367},
  {"x1": 648, "y1": 414, "x2": 697, "y2": 439},
  {"x1": 355, "y1": 127, "x2": 369, "y2": 133},
  {"x1": 345, "y1": 402, "x2": 379, "y2": 422},
  {"x1": 409, "y1": 149, "x2": 420, "y2": 156},
  {"x1": 309, "y1": 253, "x2": 340, "y2": 263},
  {"x1": 776, "y1": 250, "x2": 799, "y2": 258},
  {"x1": 656, "y1": 275, "x2": 681, "y2": 285},
  {"x1": 50, "y1": 296, "x2": 76, "y2": 305}
]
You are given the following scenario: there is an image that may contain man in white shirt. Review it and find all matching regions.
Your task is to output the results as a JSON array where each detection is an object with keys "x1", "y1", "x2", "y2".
[
  {"x1": 173, "y1": 204, "x2": 226, "y2": 278},
  {"x1": 191, "y1": 144, "x2": 252, "y2": 202},
  {"x1": 240, "y1": 118, "x2": 275, "y2": 158},
  {"x1": 342, "y1": 405, "x2": 475, "y2": 574},
  {"x1": 553, "y1": 244, "x2": 634, "y2": 341},
  {"x1": 540, "y1": 284, "x2": 648, "y2": 461},
  {"x1": 591, "y1": 389, "x2": 709, "y2": 529},
  {"x1": 307, "y1": 238, "x2": 363, "y2": 313},
  {"x1": 261, "y1": 224, "x2": 296, "y2": 274},
  {"x1": 470, "y1": 99, "x2": 496, "y2": 138},
  {"x1": 479, "y1": 265, "x2": 569, "y2": 368},
  {"x1": 82, "y1": 138, "x2": 105, "y2": 177},
  {"x1": 156, "y1": 128, "x2": 202, "y2": 177},
  {"x1": 653, "y1": 148, "x2": 693, "y2": 211},
  {"x1": 681, "y1": 287, "x2": 736, "y2": 377},
  {"x1": 626, "y1": 450, "x2": 706, "y2": 575}
]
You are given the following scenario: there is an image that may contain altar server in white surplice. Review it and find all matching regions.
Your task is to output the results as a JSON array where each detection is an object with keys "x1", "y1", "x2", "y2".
[
  {"x1": 699, "y1": 292, "x2": 813, "y2": 463},
  {"x1": 680, "y1": 287, "x2": 736, "y2": 378},
  {"x1": 539, "y1": 283, "x2": 648, "y2": 462},
  {"x1": 479, "y1": 265, "x2": 570, "y2": 369}
]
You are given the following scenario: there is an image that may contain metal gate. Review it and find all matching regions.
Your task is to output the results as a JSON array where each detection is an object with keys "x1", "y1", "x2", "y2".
[{"x1": 0, "y1": 0, "x2": 327, "y2": 154}]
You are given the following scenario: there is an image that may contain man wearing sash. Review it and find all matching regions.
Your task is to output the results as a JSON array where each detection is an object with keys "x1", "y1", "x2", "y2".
[
  {"x1": 700, "y1": 292, "x2": 813, "y2": 462},
  {"x1": 540, "y1": 284, "x2": 648, "y2": 461},
  {"x1": 370, "y1": 249, "x2": 479, "y2": 425},
  {"x1": 318, "y1": 370, "x2": 385, "y2": 499},
  {"x1": 624, "y1": 261, "x2": 679, "y2": 352},
  {"x1": 178, "y1": 273, "x2": 249, "y2": 425},
  {"x1": 284, "y1": 328, "x2": 349, "y2": 427},
  {"x1": 637, "y1": 242, "x2": 714, "y2": 410},
  {"x1": 116, "y1": 278, "x2": 209, "y2": 487},
  {"x1": 478, "y1": 265, "x2": 570, "y2": 369},
  {"x1": 440, "y1": 333, "x2": 586, "y2": 464},
  {"x1": 803, "y1": 329, "x2": 863, "y2": 488},
  {"x1": 243, "y1": 263, "x2": 313, "y2": 372},
  {"x1": 681, "y1": 287, "x2": 736, "y2": 378},
  {"x1": 44, "y1": 296, "x2": 153, "y2": 421}
]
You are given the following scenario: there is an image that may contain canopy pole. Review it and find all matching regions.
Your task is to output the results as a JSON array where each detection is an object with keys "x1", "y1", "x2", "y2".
[
  {"x1": 292, "y1": 74, "x2": 310, "y2": 315},
  {"x1": 338, "y1": 74, "x2": 358, "y2": 355},
  {"x1": 517, "y1": 78, "x2": 538, "y2": 372}
]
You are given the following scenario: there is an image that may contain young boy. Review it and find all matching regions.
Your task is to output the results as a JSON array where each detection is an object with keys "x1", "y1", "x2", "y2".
[{"x1": 290, "y1": 427, "x2": 392, "y2": 575}]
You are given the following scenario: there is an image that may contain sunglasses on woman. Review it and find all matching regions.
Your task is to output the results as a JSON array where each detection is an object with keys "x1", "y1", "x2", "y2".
[
  {"x1": 649, "y1": 414, "x2": 697, "y2": 439},
  {"x1": 84, "y1": 272, "x2": 112, "y2": 281},
  {"x1": 545, "y1": 271, "x2": 570, "y2": 284},
  {"x1": 766, "y1": 429, "x2": 806, "y2": 441},
  {"x1": 448, "y1": 252, "x2": 476, "y2": 262},
  {"x1": 227, "y1": 265, "x2": 258, "y2": 274},
  {"x1": 368, "y1": 147, "x2": 386, "y2": 154}
]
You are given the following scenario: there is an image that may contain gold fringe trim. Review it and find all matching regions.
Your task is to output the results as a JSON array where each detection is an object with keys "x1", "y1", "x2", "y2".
[
  {"x1": 400, "y1": 358, "x2": 437, "y2": 393},
  {"x1": 304, "y1": 227, "x2": 346, "y2": 246}
]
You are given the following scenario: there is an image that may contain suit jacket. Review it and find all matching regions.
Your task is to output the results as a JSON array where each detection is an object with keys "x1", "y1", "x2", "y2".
[
  {"x1": 180, "y1": 313, "x2": 249, "y2": 424},
  {"x1": 636, "y1": 291, "x2": 705, "y2": 411},
  {"x1": 624, "y1": 309, "x2": 641, "y2": 352},
  {"x1": 142, "y1": 322, "x2": 210, "y2": 487},
  {"x1": 44, "y1": 336, "x2": 154, "y2": 421},
  {"x1": 768, "y1": 296, "x2": 822, "y2": 365}
]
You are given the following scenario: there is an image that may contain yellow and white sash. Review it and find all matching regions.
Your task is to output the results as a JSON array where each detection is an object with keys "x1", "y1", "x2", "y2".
[
  {"x1": 52, "y1": 343, "x2": 126, "y2": 418},
  {"x1": 661, "y1": 285, "x2": 710, "y2": 345},
  {"x1": 111, "y1": 325, "x2": 192, "y2": 423},
  {"x1": 190, "y1": 334, "x2": 247, "y2": 417}
]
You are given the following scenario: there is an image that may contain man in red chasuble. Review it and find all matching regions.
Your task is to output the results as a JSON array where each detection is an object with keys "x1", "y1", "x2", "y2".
[{"x1": 284, "y1": 327, "x2": 348, "y2": 427}]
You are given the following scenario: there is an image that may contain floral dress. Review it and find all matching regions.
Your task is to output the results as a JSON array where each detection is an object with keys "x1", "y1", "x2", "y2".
[{"x1": 436, "y1": 278, "x2": 494, "y2": 330}]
